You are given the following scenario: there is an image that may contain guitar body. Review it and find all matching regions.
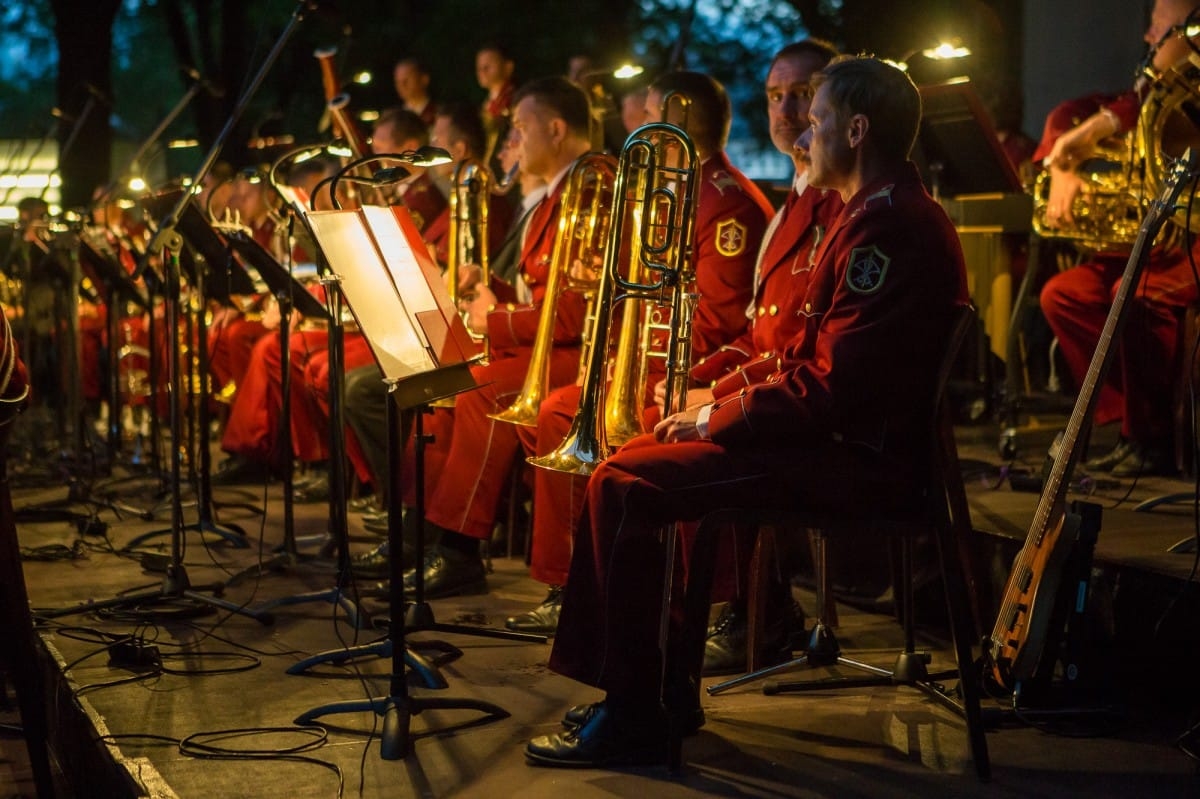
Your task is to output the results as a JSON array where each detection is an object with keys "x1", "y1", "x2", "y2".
[
  {"x1": 985, "y1": 148, "x2": 1197, "y2": 694},
  {"x1": 988, "y1": 510, "x2": 1080, "y2": 687}
]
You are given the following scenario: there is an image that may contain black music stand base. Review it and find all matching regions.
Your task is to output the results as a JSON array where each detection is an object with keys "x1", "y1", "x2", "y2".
[
  {"x1": 34, "y1": 562, "x2": 273, "y2": 624},
  {"x1": 124, "y1": 514, "x2": 249, "y2": 549},
  {"x1": 295, "y1": 692, "x2": 509, "y2": 761},
  {"x1": 291, "y1": 386, "x2": 525, "y2": 758}
]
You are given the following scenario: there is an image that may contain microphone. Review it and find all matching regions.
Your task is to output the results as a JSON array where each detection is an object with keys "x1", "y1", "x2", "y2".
[{"x1": 83, "y1": 82, "x2": 113, "y2": 107}]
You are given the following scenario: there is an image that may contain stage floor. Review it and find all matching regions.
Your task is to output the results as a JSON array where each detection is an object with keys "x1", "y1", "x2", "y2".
[{"x1": 4, "y1": 419, "x2": 1200, "y2": 798}]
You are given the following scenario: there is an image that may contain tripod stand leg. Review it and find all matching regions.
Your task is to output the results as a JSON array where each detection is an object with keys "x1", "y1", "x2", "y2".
[
  {"x1": 124, "y1": 518, "x2": 249, "y2": 549},
  {"x1": 253, "y1": 586, "x2": 369, "y2": 629}
]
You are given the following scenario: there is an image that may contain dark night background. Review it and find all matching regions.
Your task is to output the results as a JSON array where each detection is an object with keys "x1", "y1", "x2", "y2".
[{"x1": 0, "y1": 0, "x2": 1134, "y2": 211}]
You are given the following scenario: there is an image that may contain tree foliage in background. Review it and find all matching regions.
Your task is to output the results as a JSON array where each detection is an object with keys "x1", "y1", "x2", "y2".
[{"x1": 0, "y1": 0, "x2": 1021, "y2": 207}]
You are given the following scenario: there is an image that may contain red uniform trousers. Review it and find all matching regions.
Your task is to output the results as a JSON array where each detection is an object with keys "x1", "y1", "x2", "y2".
[
  {"x1": 421, "y1": 345, "x2": 580, "y2": 541},
  {"x1": 548, "y1": 433, "x2": 915, "y2": 698},
  {"x1": 302, "y1": 330, "x2": 375, "y2": 481},
  {"x1": 1039, "y1": 246, "x2": 1199, "y2": 445},
  {"x1": 519, "y1": 382, "x2": 749, "y2": 599},
  {"x1": 220, "y1": 328, "x2": 327, "y2": 466},
  {"x1": 208, "y1": 314, "x2": 268, "y2": 392}
]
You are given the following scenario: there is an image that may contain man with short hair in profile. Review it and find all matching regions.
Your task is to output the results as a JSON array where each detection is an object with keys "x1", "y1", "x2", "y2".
[{"x1": 525, "y1": 55, "x2": 969, "y2": 769}]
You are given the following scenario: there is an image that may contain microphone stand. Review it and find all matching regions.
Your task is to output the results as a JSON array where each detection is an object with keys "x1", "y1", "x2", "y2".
[
  {"x1": 92, "y1": 71, "x2": 208, "y2": 209},
  {"x1": 36, "y1": 0, "x2": 318, "y2": 625}
]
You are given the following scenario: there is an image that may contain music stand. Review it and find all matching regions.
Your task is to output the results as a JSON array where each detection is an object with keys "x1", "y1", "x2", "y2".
[
  {"x1": 122, "y1": 190, "x2": 262, "y2": 549},
  {"x1": 915, "y1": 78, "x2": 1024, "y2": 199},
  {"x1": 292, "y1": 205, "x2": 516, "y2": 759},
  {"x1": 220, "y1": 226, "x2": 368, "y2": 626},
  {"x1": 78, "y1": 228, "x2": 150, "y2": 463}
]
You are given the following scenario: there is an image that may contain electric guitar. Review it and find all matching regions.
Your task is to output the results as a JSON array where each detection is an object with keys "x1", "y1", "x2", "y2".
[{"x1": 986, "y1": 149, "x2": 1198, "y2": 691}]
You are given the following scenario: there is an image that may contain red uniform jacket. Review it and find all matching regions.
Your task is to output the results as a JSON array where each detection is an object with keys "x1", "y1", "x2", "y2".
[
  {"x1": 484, "y1": 177, "x2": 588, "y2": 353},
  {"x1": 707, "y1": 162, "x2": 969, "y2": 462},
  {"x1": 691, "y1": 181, "x2": 845, "y2": 398},
  {"x1": 395, "y1": 172, "x2": 448, "y2": 234}
]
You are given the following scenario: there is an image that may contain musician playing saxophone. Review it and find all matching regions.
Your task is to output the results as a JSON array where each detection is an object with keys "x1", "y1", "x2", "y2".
[
  {"x1": 350, "y1": 77, "x2": 594, "y2": 595},
  {"x1": 505, "y1": 69, "x2": 774, "y2": 637},
  {"x1": 1039, "y1": 0, "x2": 1200, "y2": 477}
]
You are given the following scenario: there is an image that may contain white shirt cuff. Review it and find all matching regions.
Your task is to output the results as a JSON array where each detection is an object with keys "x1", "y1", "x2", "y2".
[{"x1": 696, "y1": 403, "x2": 713, "y2": 440}]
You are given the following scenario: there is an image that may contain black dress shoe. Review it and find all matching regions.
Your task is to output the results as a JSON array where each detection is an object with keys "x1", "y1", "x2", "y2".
[
  {"x1": 1110, "y1": 443, "x2": 1175, "y2": 477},
  {"x1": 349, "y1": 494, "x2": 380, "y2": 512},
  {"x1": 294, "y1": 472, "x2": 331, "y2": 503},
  {"x1": 505, "y1": 585, "x2": 563, "y2": 634},
  {"x1": 403, "y1": 545, "x2": 487, "y2": 599},
  {"x1": 210, "y1": 456, "x2": 270, "y2": 486},
  {"x1": 526, "y1": 702, "x2": 668, "y2": 768},
  {"x1": 702, "y1": 599, "x2": 802, "y2": 677},
  {"x1": 562, "y1": 695, "x2": 704, "y2": 737},
  {"x1": 1084, "y1": 438, "x2": 1136, "y2": 472},
  {"x1": 350, "y1": 542, "x2": 393, "y2": 579}
]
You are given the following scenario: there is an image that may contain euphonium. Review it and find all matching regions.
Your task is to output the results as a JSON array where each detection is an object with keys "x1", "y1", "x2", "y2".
[
  {"x1": 528, "y1": 121, "x2": 700, "y2": 475},
  {"x1": 1032, "y1": 24, "x2": 1200, "y2": 251},
  {"x1": 488, "y1": 153, "x2": 617, "y2": 426},
  {"x1": 1139, "y1": 46, "x2": 1200, "y2": 237},
  {"x1": 1030, "y1": 132, "x2": 1146, "y2": 252}
]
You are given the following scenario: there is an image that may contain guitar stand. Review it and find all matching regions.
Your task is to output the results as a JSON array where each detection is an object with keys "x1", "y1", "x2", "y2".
[{"x1": 293, "y1": 395, "x2": 511, "y2": 758}]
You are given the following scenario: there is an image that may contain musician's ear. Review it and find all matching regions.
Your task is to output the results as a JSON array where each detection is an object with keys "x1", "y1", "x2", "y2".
[{"x1": 847, "y1": 113, "x2": 868, "y2": 150}]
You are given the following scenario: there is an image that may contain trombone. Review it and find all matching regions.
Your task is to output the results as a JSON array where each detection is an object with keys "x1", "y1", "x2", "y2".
[
  {"x1": 528, "y1": 120, "x2": 700, "y2": 475},
  {"x1": 488, "y1": 153, "x2": 618, "y2": 426},
  {"x1": 448, "y1": 157, "x2": 492, "y2": 356}
]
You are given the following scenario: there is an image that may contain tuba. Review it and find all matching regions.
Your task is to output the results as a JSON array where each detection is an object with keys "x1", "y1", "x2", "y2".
[
  {"x1": 488, "y1": 153, "x2": 618, "y2": 426},
  {"x1": 528, "y1": 120, "x2": 699, "y2": 475}
]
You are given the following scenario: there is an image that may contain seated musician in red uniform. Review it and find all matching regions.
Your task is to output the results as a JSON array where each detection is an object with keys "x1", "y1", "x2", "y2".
[
  {"x1": 476, "y1": 42, "x2": 517, "y2": 164},
  {"x1": 341, "y1": 101, "x2": 516, "y2": 512},
  {"x1": 505, "y1": 67, "x2": 784, "y2": 637},
  {"x1": 207, "y1": 169, "x2": 277, "y2": 405},
  {"x1": 524, "y1": 55, "x2": 969, "y2": 768},
  {"x1": 351, "y1": 77, "x2": 593, "y2": 594},
  {"x1": 393, "y1": 57, "x2": 438, "y2": 129},
  {"x1": 371, "y1": 107, "x2": 448, "y2": 232},
  {"x1": 1038, "y1": 0, "x2": 1200, "y2": 477}
]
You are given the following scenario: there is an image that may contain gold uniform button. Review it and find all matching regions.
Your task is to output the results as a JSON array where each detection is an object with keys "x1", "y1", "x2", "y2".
[
  {"x1": 804, "y1": 302, "x2": 812, "y2": 313},
  {"x1": 757, "y1": 306, "x2": 766, "y2": 317},
  {"x1": 769, "y1": 304, "x2": 779, "y2": 316}
]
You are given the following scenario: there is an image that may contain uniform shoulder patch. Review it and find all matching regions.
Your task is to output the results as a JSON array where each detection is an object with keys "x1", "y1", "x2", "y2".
[
  {"x1": 845, "y1": 245, "x2": 890, "y2": 294},
  {"x1": 716, "y1": 218, "x2": 747, "y2": 256},
  {"x1": 709, "y1": 171, "x2": 740, "y2": 195}
]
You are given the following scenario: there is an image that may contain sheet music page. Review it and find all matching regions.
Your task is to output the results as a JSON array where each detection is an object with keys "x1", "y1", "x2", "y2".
[
  {"x1": 305, "y1": 210, "x2": 434, "y2": 380},
  {"x1": 361, "y1": 205, "x2": 441, "y2": 318}
]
